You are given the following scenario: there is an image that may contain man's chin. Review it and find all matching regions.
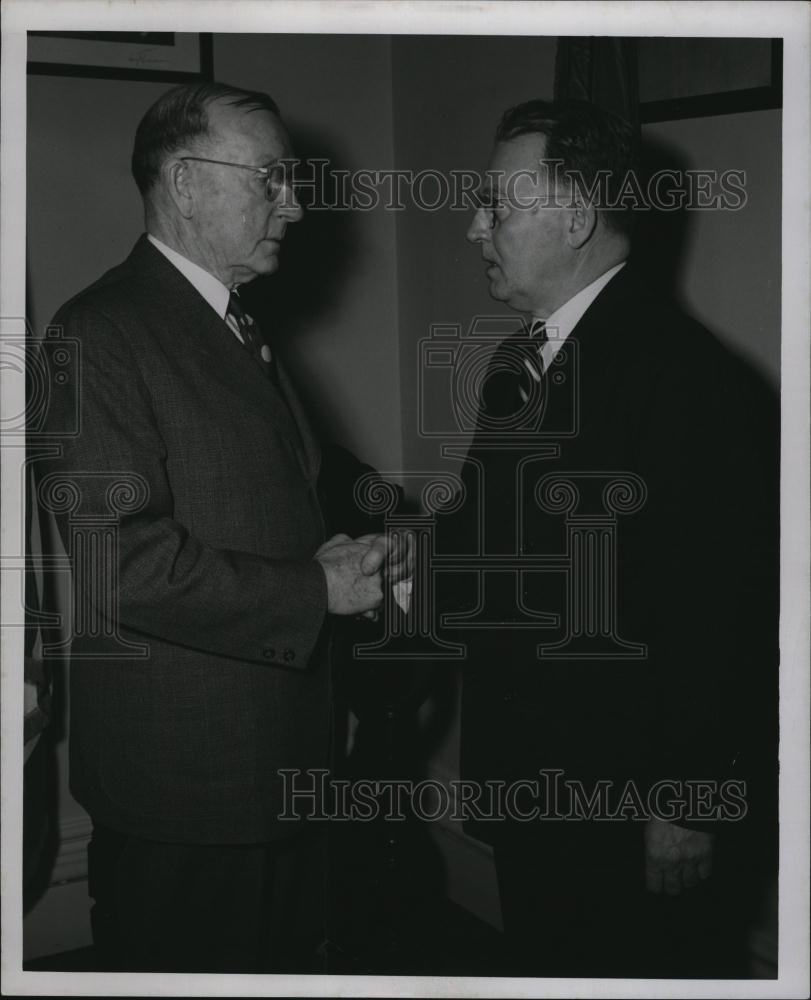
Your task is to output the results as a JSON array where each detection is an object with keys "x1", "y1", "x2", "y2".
[
  {"x1": 234, "y1": 255, "x2": 279, "y2": 284},
  {"x1": 487, "y1": 278, "x2": 509, "y2": 303},
  {"x1": 254, "y1": 253, "x2": 281, "y2": 276},
  {"x1": 486, "y1": 280, "x2": 523, "y2": 312}
]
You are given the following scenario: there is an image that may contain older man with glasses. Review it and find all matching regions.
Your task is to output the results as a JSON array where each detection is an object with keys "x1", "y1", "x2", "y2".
[{"x1": 38, "y1": 81, "x2": 407, "y2": 973}]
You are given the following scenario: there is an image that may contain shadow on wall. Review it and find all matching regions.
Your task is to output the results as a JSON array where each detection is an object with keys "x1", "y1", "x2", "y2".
[
  {"x1": 240, "y1": 127, "x2": 364, "y2": 445},
  {"x1": 316, "y1": 444, "x2": 452, "y2": 970},
  {"x1": 632, "y1": 135, "x2": 692, "y2": 300},
  {"x1": 633, "y1": 132, "x2": 778, "y2": 403}
]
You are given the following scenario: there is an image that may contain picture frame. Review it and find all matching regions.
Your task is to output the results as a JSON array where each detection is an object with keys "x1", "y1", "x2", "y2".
[
  {"x1": 27, "y1": 31, "x2": 213, "y2": 83},
  {"x1": 638, "y1": 37, "x2": 782, "y2": 122}
]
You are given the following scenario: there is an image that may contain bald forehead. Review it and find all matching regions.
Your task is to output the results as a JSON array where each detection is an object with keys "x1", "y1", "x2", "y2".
[{"x1": 204, "y1": 99, "x2": 291, "y2": 163}]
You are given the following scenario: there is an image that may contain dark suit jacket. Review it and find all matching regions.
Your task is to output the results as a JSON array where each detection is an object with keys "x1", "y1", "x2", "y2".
[
  {"x1": 444, "y1": 265, "x2": 779, "y2": 852},
  {"x1": 40, "y1": 235, "x2": 331, "y2": 844}
]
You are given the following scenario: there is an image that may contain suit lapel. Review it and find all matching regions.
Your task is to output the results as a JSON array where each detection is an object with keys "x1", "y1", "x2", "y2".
[
  {"x1": 562, "y1": 264, "x2": 646, "y2": 433},
  {"x1": 567, "y1": 263, "x2": 644, "y2": 366},
  {"x1": 125, "y1": 235, "x2": 321, "y2": 483},
  {"x1": 273, "y1": 359, "x2": 322, "y2": 483},
  {"x1": 478, "y1": 268, "x2": 642, "y2": 439}
]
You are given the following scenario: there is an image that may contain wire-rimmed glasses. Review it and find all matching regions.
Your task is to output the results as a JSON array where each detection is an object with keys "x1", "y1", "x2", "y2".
[{"x1": 180, "y1": 156, "x2": 294, "y2": 204}]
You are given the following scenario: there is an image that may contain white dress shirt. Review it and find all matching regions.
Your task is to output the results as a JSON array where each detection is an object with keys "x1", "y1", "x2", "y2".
[{"x1": 147, "y1": 234, "x2": 245, "y2": 343}]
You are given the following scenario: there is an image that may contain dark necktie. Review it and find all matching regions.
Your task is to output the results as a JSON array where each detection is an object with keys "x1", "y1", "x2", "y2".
[
  {"x1": 518, "y1": 319, "x2": 548, "y2": 404},
  {"x1": 226, "y1": 292, "x2": 278, "y2": 384}
]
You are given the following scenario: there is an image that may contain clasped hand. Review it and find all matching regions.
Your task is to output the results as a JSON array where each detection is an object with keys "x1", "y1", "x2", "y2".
[
  {"x1": 315, "y1": 531, "x2": 413, "y2": 616},
  {"x1": 644, "y1": 817, "x2": 714, "y2": 895}
]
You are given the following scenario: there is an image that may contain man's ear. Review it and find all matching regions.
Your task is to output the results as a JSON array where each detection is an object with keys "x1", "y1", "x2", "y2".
[
  {"x1": 566, "y1": 201, "x2": 597, "y2": 249},
  {"x1": 163, "y1": 158, "x2": 195, "y2": 219}
]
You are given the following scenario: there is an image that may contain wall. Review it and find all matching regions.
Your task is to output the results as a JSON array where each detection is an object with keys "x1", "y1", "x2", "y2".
[
  {"x1": 214, "y1": 33, "x2": 402, "y2": 474},
  {"x1": 389, "y1": 33, "x2": 559, "y2": 927},
  {"x1": 26, "y1": 76, "x2": 162, "y2": 340},
  {"x1": 641, "y1": 109, "x2": 781, "y2": 387},
  {"x1": 392, "y1": 35, "x2": 559, "y2": 480}
]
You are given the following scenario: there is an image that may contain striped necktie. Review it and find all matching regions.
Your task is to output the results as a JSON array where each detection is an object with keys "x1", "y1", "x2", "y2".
[
  {"x1": 226, "y1": 292, "x2": 277, "y2": 383},
  {"x1": 518, "y1": 319, "x2": 548, "y2": 404}
]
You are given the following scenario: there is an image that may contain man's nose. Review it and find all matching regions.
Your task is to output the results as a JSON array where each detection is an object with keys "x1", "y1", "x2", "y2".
[
  {"x1": 277, "y1": 184, "x2": 303, "y2": 223},
  {"x1": 466, "y1": 208, "x2": 491, "y2": 244}
]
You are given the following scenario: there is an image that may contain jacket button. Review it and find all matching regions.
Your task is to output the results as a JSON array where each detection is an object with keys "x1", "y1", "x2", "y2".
[
  {"x1": 283, "y1": 649, "x2": 296, "y2": 663},
  {"x1": 263, "y1": 647, "x2": 276, "y2": 659}
]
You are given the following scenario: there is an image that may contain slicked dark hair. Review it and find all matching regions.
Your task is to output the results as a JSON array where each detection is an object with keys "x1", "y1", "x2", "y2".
[
  {"x1": 496, "y1": 99, "x2": 639, "y2": 237},
  {"x1": 131, "y1": 81, "x2": 280, "y2": 195}
]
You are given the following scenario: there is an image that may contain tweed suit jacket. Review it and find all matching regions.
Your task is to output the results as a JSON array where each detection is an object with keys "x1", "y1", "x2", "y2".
[
  {"x1": 40, "y1": 235, "x2": 331, "y2": 844},
  {"x1": 444, "y1": 265, "x2": 779, "y2": 851}
]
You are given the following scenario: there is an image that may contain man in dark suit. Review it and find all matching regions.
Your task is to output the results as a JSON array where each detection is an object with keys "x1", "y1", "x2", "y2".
[
  {"x1": 38, "y1": 81, "x2": 407, "y2": 973},
  {"x1": 448, "y1": 100, "x2": 778, "y2": 977}
]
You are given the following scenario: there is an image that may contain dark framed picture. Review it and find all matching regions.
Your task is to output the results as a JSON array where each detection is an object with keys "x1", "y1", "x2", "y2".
[
  {"x1": 638, "y1": 37, "x2": 782, "y2": 122},
  {"x1": 27, "y1": 31, "x2": 213, "y2": 82}
]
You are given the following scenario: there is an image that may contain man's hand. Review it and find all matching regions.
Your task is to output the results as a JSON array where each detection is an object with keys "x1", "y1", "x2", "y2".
[
  {"x1": 644, "y1": 817, "x2": 714, "y2": 895},
  {"x1": 314, "y1": 534, "x2": 384, "y2": 616},
  {"x1": 356, "y1": 531, "x2": 415, "y2": 584}
]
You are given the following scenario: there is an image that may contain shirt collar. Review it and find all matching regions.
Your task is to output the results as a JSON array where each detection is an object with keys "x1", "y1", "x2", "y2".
[
  {"x1": 147, "y1": 234, "x2": 232, "y2": 320},
  {"x1": 534, "y1": 260, "x2": 627, "y2": 360}
]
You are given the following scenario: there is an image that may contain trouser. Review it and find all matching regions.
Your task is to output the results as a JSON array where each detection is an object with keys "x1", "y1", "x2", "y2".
[
  {"x1": 87, "y1": 822, "x2": 327, "y2": 973},
  {"x1": 494, "y1": 838, "x2": 756, "y2": 979}
]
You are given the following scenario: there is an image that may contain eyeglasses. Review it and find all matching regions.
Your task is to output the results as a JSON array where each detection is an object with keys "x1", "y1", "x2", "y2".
[
  {"x1": 180, "y1": 156, "x2": 294, "y2": 204},
  {"x1": 473, "y1": 195, "x2": 502, "y2": 229},
  {"x1": 472, "y1": 186, "x2": 508, "y2": 229}
]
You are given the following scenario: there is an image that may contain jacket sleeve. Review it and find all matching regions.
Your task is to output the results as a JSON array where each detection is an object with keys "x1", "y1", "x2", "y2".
[{"x1": 37, "y1": 302, "x2": 328, "y2": 669}]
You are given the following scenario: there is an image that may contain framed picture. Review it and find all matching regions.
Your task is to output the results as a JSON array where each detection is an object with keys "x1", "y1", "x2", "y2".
[
  {"x1": 639, "y1": 37, "x2": 782, "y2": 122},
  {"x1": 27, "y1": 31, "x2": 213, "y2": 82}
]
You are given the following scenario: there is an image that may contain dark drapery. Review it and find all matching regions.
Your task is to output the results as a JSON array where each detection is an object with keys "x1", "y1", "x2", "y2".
[{"x1": 554, "y1": 37, "x2": 639, "y2": 127}]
